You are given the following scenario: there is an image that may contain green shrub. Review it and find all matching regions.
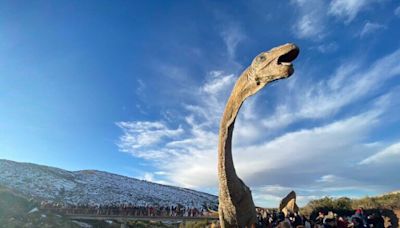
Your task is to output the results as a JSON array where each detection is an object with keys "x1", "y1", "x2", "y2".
[{"x1": 301, "y1": 192, "x2": 400, "y2": 218}]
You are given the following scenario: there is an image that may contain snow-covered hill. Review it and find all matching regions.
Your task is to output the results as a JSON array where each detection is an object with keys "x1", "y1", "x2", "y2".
[{"x1": 0, "y1": 159, "x2": 218, "y2": 209}]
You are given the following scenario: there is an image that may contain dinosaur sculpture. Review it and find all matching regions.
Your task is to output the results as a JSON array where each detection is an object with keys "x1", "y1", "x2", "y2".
[
  {"x1": 218, "y1": 43, "x2": 299, "y2": 227},
  {"x1": 279, "y1": 191, "x2": 299, "y2": 216}
]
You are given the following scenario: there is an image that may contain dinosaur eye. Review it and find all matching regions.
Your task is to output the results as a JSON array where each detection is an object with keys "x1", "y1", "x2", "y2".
[{"x1": 258, "y1": 55, "x2": 266, "y2": 62}]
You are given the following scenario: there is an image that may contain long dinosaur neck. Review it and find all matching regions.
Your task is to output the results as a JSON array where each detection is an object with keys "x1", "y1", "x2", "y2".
[
  {"x1": 217, "y1": 43, "x2": 298, "y2": 227},
  {"x1": 218, "y1": 67, "x2": 257, "y2": 198}
]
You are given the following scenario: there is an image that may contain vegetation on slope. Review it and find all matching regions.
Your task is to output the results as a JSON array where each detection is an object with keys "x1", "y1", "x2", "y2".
[
  {"x1": 301, "y1": 192, "x2": 400, "y2": 218},
  {"x1": 352, "y1": 192, "x2": 400, "y2": 209},
  {"x1": 0, "y1": 187, "x2": 80, "y2": 228}
]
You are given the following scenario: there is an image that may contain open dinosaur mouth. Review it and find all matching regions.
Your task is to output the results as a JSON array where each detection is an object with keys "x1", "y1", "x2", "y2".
[{"x1": 277, "y1": 47, "x2": 299, "y2": 66}]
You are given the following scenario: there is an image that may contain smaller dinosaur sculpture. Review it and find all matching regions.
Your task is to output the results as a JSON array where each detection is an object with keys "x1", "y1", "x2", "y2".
[
  {"x1": 218, "y1": 43, "x2": 299, "y2": 227},
  {"x1": 279, "y1": 191, "x2": 299, "y2": 216}
]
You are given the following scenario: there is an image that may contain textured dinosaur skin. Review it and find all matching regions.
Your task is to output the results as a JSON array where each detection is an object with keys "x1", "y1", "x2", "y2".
[{"x1": 218, "y1": 43, "x2": 299, "y2": 228}]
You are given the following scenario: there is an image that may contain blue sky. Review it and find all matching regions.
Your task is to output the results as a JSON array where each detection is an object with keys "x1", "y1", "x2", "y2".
[{"x1": 1, "y1": 0, "x2": 400, "y2": 207}]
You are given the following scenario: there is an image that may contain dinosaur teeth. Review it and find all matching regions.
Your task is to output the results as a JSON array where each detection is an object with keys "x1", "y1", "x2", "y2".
[{"x1": 281, "y1": 62, "x2": 292, "y2": 66}]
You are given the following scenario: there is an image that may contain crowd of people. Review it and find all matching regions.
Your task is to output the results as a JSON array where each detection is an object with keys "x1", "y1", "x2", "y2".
[
  {"x1": 313, "y1": 209, "x2": 385, "y2": 228},
  {"x1": 40, "y1": 201, "x2": 215, "y2": 217},
  {"x1": 40, "y1": 201, "x2": 390, "y2": 227},
  {"x1": 254, "y1": 208, "x2": 386, "y2": 228}
]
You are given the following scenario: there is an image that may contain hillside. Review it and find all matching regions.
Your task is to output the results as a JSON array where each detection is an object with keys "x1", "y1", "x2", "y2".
[
  {"x1": 0, "y1": 187, "x2": 82, "y2": 228},
  {"x1": 301, "y1": 192, "x2": 400, "y2": 217},
  {"x1": 0, "y1": 159, "x2": 218, "y2": 209},
  {"x1": 0, "y1": 186, "x2": 214, "y2": 228}
]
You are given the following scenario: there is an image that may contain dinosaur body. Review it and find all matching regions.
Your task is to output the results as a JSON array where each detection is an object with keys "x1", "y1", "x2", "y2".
[{"x1": 218, "y1": 43, "x2": 299, "y2": 227}]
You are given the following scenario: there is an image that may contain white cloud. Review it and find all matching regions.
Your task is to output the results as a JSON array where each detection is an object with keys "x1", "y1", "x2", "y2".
[
  {"x1": 202, "y1": 71, "x2": 235, "y2": 96},
  {"x1": 262, "y1": 47, "x2": 400, "y2": 130},
  {"x1": 291, "y1": 0, "x2": 326, "y2": 40},
  {"x1": 136, "y1": 79, "x2": 146, "y2": 95},
  {"x1": 297, "y1": 15, "x2": 320, "y2": 38},
  {"x1": 116, "y1": 48, "x2": 400, "y2": 207},
  {"x1": 118, "y1": 93, "x2": 387, "y2": 188},
  {"x1": 291, "y1": 0, "x2": 386, "y2": 41},
  {"x1": 186, "y1": 71, "x2": 236, "y2": 129},
  {"x1": 136, "y1": 172, "x2": 172, "y2": 185},
  {"x1": 395, "y1": 6, "x2": 400, "y2": 17},
  {"x1": 359, "y1": 142, "x2": 400, "y2": 165},
  {"x1": 233, "y1": 110, "x2": 381, "y2": 183},
  {"x1": 220, "y1": 23, "x2": 246, "y2": 60},
  {"x1": 317, "y1": 174, "x2": 339, "y2": 183},
  {"x1": 252, "y1": 185, "x2": 321, "y2": 207},
  {"x1": 315, "y1": 42, "x2": 338, "y2": 53},
  {"x1": 142, "y1": 172, "x2": 154, "y2": 182},
  {"x1": 116, "y1": 121, "x2": 184, "y2": 159},
  {"x1": 251, "y1": 173, "x2": 384, "y2": 207},
  {"x1": 116, "y1": 71, "x2": 236, "y2": 188},
  {"x1": 328, "y1": 0, "x2": 382, "y2": 23},
  {"x1": 359, "y1": 22, "x2": 386, "y2": 37},
  {"x1": 156, "y1": 64, "x2": 192, "y2": 83}
]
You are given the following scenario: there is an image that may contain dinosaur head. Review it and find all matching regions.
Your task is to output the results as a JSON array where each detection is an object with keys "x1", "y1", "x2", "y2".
[{"x1": 249, "y1": 43, "x2": 299, "y2": 85}]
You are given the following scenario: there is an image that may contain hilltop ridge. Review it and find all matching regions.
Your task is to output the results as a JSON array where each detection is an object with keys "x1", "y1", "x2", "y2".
[{"x1": 0, "y1": 159, "x2": 218, "y2": 209}]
